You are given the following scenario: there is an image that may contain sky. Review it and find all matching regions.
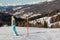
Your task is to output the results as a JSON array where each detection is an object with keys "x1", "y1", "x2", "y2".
[{"x1": 0, "y1": 0, "x2": 53, "y2": 6}]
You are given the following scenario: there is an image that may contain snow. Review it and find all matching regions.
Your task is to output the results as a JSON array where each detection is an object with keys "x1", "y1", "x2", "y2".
[
  {"x1": 47, "y1": 0, "x2": 54, "y2": 2},
  {"x1": 0, "y1": 27, "x2": 60, "y2": 40},
  {"x1": 45, "y1": 17, "x2": 52, "y2": 28},
  {"x1": 13, "y1": 7, "x2": 22, "y2": 11}
]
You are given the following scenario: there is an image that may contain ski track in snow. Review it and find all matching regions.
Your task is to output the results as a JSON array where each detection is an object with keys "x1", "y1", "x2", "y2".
[{"x1": 0, "y1": 27, "x2": 60, "y2": 40}]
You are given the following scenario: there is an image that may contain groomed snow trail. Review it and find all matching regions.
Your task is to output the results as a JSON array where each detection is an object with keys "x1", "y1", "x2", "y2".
[{"x1": 0, "y1": 27, "x2": 60, "y2": 40}]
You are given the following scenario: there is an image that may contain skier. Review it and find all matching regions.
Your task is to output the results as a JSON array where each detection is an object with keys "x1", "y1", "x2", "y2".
[{"x1": 11, "y1": 16, "x2": 19, "y2": 36}]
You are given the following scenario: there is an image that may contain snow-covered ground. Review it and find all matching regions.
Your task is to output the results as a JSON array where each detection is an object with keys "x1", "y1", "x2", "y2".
[{"x1": 0, "y1": 26, "x2": 60, "y2": 40}]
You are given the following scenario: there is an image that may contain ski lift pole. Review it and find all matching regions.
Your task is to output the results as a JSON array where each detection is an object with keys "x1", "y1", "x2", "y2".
[{"x1": 11, "y1": 16, "x2": 18, "y2": 36}]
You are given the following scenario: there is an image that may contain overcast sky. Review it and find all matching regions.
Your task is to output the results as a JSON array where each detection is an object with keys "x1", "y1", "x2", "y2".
[
  {"x1": 0, "y1": 0, "x2": 46, "y2": 4},
  {"x1": 0, "y1": 0, "x2": 53, "y2": 6}
]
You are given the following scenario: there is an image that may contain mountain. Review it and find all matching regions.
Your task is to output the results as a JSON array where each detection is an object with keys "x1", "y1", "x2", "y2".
[
  {"x1": 1, "y1": 0, "x2": 60, "y2": 19},
  {"x1": 13, "y1": 0, "x2": 60, "y2": 19},
  {"x1": 0, "y1": 4, "x2": 32, "y2": 13},
  {"x1": 0, "y1": 0, "x2": 60, "y2": 27}
]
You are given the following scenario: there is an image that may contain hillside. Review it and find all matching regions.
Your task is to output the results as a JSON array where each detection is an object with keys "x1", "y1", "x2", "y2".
[{"x1": 0, "y1": 0, "x2": 60, "y2": 28}]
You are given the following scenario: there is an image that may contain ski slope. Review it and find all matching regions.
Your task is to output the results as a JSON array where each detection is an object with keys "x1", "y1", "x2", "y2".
[{"x1": 0, "y1": 27, "x2": 60, "y2": 40}]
